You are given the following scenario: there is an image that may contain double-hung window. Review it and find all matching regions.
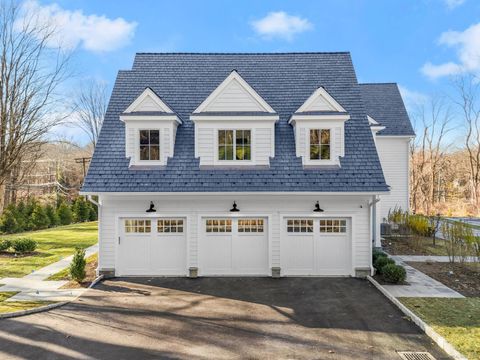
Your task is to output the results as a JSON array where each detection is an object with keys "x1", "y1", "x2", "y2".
[
  {"x1": 218, "y1": 129, "x2": 251, "y2": 161},
  {"x1": 139, "y1": 130, "x2": 160, "y2": 161},
  {"x1": 310, "y1": 129, "x2": 330, "y2": 160}
]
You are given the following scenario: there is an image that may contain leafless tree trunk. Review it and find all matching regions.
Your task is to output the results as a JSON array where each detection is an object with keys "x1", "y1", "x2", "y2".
[
  {"x1": 0, "y1": 1, "x2": 70, "y2": 210},
  {"x1": 71, "y1": 79, "x2": 108, "y2": 146},
  {"x1": 452, "y1": 74, "x2": 480, "y2": 210},
  {"x1": 409, "y1": 97, "x2": 452, "y2": 215}
]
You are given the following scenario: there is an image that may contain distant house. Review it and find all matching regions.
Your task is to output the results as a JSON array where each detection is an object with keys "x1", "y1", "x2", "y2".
[{"x1": 81, "y1": 52, "x2": 414, "y2": 278}]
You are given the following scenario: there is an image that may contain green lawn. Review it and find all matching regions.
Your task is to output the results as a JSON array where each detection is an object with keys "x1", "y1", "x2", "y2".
[
  {"x1": 0, "y1": 292, "x2": 51, "y2": 314},
  {"x1": 399, "y1": 297, "x2": 480, "y2": 360},
  {"x1": 0, "y1": 222, "x2": 98, "y2": 278}
]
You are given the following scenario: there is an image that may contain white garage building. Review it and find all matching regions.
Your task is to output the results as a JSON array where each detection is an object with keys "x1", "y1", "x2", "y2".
[{"x1": 81, "y1": 53, "x2": 413, "y2": 278}]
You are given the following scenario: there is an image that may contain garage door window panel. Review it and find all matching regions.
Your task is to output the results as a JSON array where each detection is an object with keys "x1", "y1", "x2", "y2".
[
  {"x1": 319, "y1": 219, "x2": 347, "y2": 233},
  {"x1": 158, "y1": 219, "x2": 184, "y2": 233},
  {"x1": 124, "y1": 219, "x2": 151, "y2": 233},
  {"x1": 206, "y1": 219, "x2": 232, "y2": 233},
  {"x1": 238, "y1": 219, "x2": 264, "y2": 233},
  {"x1": 287, "y1": 219, "x2": 313, "y2": 233}
]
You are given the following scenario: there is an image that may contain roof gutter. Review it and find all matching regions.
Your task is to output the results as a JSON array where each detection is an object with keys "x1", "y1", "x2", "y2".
[{"x1": 80, "y1": 191, "x2": 390, "y2": 196}]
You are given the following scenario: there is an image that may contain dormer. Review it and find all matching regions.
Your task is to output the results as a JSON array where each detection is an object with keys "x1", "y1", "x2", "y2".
[
  {"x1": 368, "y1": 115, "x2": 386, "y2": 144},
  {"x1": 289, "y1": 87, "x2": 350, "y2": 168},
  {"x1": 191, "y1": 71, "x2": 279, "y2": 168},
  {"x1": 120, "y1": 88, "x2": 181, "y2": 168}
]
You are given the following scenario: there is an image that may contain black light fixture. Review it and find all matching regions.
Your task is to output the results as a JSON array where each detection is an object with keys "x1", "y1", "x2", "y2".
[
  {"x1": 313, "y1": 201, "x2": 324, "y2": 212},
  {"x1": 230, "y1": 201, "x2": 240, "y2": 212},
  {"x1": 146, "y1": 201, "x2": 156, "y2": 212}
]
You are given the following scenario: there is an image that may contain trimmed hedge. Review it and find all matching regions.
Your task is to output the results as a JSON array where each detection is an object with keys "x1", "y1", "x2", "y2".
[
  {"x1": 374, "y1": 256, "x2": 395, "y2": 274},
  {"x1": 0, "y1": 239, "x2": 12, "y2": 251},
  {"x1": 12, "y1": 238, "x2": 37, "y2": 253},
  {"x1": 382, "y1": 263, "x2": 407, "y2": 283}
]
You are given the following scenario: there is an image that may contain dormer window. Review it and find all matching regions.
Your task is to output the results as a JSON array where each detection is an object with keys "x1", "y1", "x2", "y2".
[
  {"x1": 139, "y1": 130, "x2": 160, "y2": 161},
  {"x1": 218, "y1": 129, "x2": 251, "y2": 161},
  {"x1": 310, "y1": 129, "x2": 330, "y2": 160}
]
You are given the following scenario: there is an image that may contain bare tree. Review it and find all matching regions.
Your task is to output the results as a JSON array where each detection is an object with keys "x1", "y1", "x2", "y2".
[
  {"x1": 410, "y1": 97, "x2": 452, "y2": 214},
  {"x1": 0, "y1": 1, "x2": 70, "y2": 210},
  {"x1": 452, "y1": 74, "x2": 480, "y2": 209},
  {"x1": 71, "y1": 79, "x2": 108, "y2": 146}
]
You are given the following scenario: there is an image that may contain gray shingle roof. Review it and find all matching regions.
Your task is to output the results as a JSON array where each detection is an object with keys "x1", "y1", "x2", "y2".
[
  {"x1": 82, "y1": 52, "x2": 388, "y2": 193},
  {"x1": 359, "y1": 83, "x2": 415, "y2": 136}
]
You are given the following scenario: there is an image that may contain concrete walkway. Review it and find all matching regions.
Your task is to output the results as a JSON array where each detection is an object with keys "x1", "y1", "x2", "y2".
[
  {"x1": 382, "y1": 256, "x2": 464, "y2": 298},
  {"x1": 0, "y1": 244, "x2": 98, "y2": 302},
  {"x1": 394, "y1": 255, "x2": 476, "y2": 263}
]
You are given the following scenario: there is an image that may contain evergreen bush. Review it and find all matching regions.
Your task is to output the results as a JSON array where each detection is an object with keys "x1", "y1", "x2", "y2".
[
  {"x1": 12, "y1": 238, "x2": 37, "y2": 253},
  {"x1": 70, "y1": 247, "x2": 86, "y2": 282},
  {"x1": 45, "y1": 204, "x2": 60, "y2": 227},
  {"x1": 374, "y1": 256, "x2": 395, "y2": 274},
  {"x1": 382, "y1": 264, "x2": 407, "y2": 283},
  {"x1": 0, "y1": 209, "x2": 19, "y2": 233},
  {"x1": 57, "y1": 203, "x2": 73, "y2": 225},
  {"x1": 30, "y1": 204, "x2": 50, "y2": 230},
  {"x1": 0, "y1": 239, "x2": 12, "y2": 251}
]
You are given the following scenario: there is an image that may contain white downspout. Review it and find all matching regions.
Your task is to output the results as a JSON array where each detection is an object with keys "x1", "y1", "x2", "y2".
[
  {"x1": 86, "y1": 195, "x2": 101, "y2": 275},
  {"x1": 368, "y1": 195, "x2": 381, "y2": 246}
]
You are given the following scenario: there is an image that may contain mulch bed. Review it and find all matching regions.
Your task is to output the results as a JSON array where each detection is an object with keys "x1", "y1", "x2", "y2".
[
  {"x1": 381, "y1": 236, "x2": 444, "y2": 256},
  {"x1": 406, "y1": 261, "x2": 480, "y2": 297},
  {"x1": 60, "y1": 259, "x2": 98, "y2": 289}
]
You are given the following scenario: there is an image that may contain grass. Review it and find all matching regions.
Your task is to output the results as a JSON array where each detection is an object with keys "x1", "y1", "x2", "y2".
[
  {"x1": 0, "y1": 292, "x2": 51, "y2": 314},
  {"x1": 0, "y1": 222, "x2": 98, "y2": 278},
  {"x1": 399, "y1": 297, "x2": 480, "y2": 360},
  {"x1": 46, "y1": 253, "x2": 98, "y2": 281}
]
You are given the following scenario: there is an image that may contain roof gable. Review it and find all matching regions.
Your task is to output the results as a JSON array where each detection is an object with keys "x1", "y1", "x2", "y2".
[
  {"x1": 124, "y1": 88, "x2": 174, "y2": 113},
  {"x1": 194, "y1": 70, "x2": 276, "y2": 113},
  {"x1": 296, "y1": 87, "x2": 346, "y2": 113}
]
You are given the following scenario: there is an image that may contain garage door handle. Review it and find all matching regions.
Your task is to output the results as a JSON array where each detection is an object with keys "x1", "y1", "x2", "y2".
[{"x1": 118, "y1": 236, "x2": 121, "y2": 245}]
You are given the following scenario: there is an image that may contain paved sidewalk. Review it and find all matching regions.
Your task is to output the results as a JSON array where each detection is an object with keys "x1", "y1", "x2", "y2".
[
  {"x1": 394, "y1": 255, "x2": 476, "y2": 263},
  {"x1": 383, "y1": 257, "x2": 464, "y2": 298},
  {"x1": 0, "y1": 244, "x2": 98, "y2": 302}
]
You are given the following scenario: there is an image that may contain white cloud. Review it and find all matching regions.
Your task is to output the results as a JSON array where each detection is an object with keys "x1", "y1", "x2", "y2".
[
  {"x1": 398, "y1": 85, "x2": 429, "y2": 111},
  {"x1": 444, "y1": 0, "x2": 466, "y2": 9},
  {"x1": 251, "y1": 11, "x2": 313, "y2": 41},
  {"x1": 421, "y1": 22, "x2": 480, "y2": 79},
  {"x1": 17, "y1": 0, "x2": 137, "y2": 52}
]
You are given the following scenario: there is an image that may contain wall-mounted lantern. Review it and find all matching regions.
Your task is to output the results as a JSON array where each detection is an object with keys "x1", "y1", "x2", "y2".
[
  {"x1": 230, "y1": 201, "x2": 240, "y2": 212},
  {"x1": 146, "y1": 201, "x2": 156, "y2": 212},
  {"x1": 313, "y1": 201, "x2": 324, "y2": 212}
]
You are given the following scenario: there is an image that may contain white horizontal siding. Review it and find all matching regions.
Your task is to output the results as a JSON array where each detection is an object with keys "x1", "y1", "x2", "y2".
[
  {"x1": 197, "y1": 127, "x2": 214, "y2": 165},
  {"x1": 308, "y1": 96, "x2": 336, "y2": 111},
  {"x1": 98, "y1": 194, "x2": 372, "y2": 276},
  {"x1": 254, "y1": 128, "x2": 272, "y2": 164},
  {"x1": 135, "y1": 96, "x2": 161, "y2": 112},
  {"x1": 376, "y1": 137, "x2": 410, "y2": 221},
  {"x1": 204, "y1": 79, "x2": 264, "y2": 112}
]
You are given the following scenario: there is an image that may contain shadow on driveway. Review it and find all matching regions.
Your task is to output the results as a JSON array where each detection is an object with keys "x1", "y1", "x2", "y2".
[{"x1": 0, "y1": 277, "x2": 451, "y2": 360}]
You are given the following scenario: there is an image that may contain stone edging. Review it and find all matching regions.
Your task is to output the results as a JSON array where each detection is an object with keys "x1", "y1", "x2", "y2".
[
  {"x1": 367, "y1": 275, "x2": 467, "y2": 360},
  {"x1": 0, "y1": 275, "x2": 104, "y2": 320}
]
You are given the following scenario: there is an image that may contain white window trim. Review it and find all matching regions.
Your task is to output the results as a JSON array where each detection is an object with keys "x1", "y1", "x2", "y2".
[
  {"x1": 214, "y1": 128, "x2": 255, "y2": 165},
  {"x1": 136, "y1": 128, "x2": 164, "y2": 165},
  {"x1": 304, "y1": 126, "x2": 338, "y2": 166}
]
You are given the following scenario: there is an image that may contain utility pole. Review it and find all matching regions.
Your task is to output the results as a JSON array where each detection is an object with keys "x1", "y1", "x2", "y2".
[{"x1": 75, "y1": 157, "x2": 92, "y2": 179}]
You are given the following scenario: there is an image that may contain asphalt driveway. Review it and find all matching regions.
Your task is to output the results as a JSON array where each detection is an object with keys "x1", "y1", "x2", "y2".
[{"x1": 0, "y1": 277, "x2": 449, "y2": 359}]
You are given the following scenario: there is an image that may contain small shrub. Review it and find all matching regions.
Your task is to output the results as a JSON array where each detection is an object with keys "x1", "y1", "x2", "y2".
[
  {"x1": 372, "y1": 249, "x2": 386, "y2": 263},
  {"x1": 12, "y1": 238, "x2": 37, "y2": 253},
  {"x1": 73, "y1": 197, "x2": 90, "y2": 223},
  {"x1": 0, "y1": 239, "x2": 12, "y2": 251},
  {"x1": 70, "y1": 247, "x2": 86, "y2": 282},
  {"x1": 382, "y1": 264, "x2": 407, "y2": 283},
  {"x1": 30, "y1": 204, "x2": 50, "y2": 230},
  {"x1": 0, "y1": 209, "x2": 19, "y2": 234},
  {"x1": 374, "y1": 256, "x2": 395, "y2": 273}
]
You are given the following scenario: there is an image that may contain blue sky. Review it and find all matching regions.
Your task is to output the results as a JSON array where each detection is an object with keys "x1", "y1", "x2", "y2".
[{"x1": 26, "y1": 0, "x2": 480, "y2": 143}]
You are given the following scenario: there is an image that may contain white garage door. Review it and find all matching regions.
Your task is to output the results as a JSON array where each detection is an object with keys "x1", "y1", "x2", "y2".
[
  {"x1": 117, "y1": 218, "x2": 186, "y2": 276},
  {"x1": 281, "y1": 218, "x2": 351, "y2": 276},
  {"x1": 199, "y1": 218, "x2": 269, "y2": 276}
]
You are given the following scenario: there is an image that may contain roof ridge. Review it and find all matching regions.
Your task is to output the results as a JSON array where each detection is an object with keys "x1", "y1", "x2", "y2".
[
  {"x1": 134, "y1": 51, "x2": 351, "y2": 55},
  {"x1": 359, "y1": 82, "x2": 398, "y2": 86}
]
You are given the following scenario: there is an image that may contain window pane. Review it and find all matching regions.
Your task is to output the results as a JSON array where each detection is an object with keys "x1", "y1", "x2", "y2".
[
  {"x1": 243, "y1": 145, "x2": 251, "y2": 160},
  {"x1": 321, "y1": 129, "x2": 330, "y2": 144},
  {"x1": 321, "y1": 145, "x2": 330, "y2": 160},
  {"x1": 150, "y1": 145, "x2": 160, "y2": 160},
  {"x1": 226, "y1": 145, "x2": 234, "y2": 160},
  {"x1": 236, "y1": 130, "x2": 244, "y2": 145},
  {"x1": 218, "y1": 146, "x2": 226, "y2": 160},
  {"x1": 225, "y1": 130, "x2": 234, "y2": 145},
  {"x1": 244, "y1": 130, "x2": 251, "y2": 144},
  {"x1": 218, "y1": 130, "x2": 226, "y2": 145},
  {"x1": 310, "y1": 129, "x2": 319, "y2": 145},
  {"x1": 140, "y1": 146, "x2": 149, "y2": 160},
  {"x1": 236, "y1": 146, "x2": 244, "y2": 160},
  {"x1": 310, "y1": 145, "x2": 320, "y2": 160},
  {"x1": 140, "y1": 130, "x2": 149, "y2": 145},
  {"x1": 150, "y1": 130, "x2": 160, "y2": 144}
]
